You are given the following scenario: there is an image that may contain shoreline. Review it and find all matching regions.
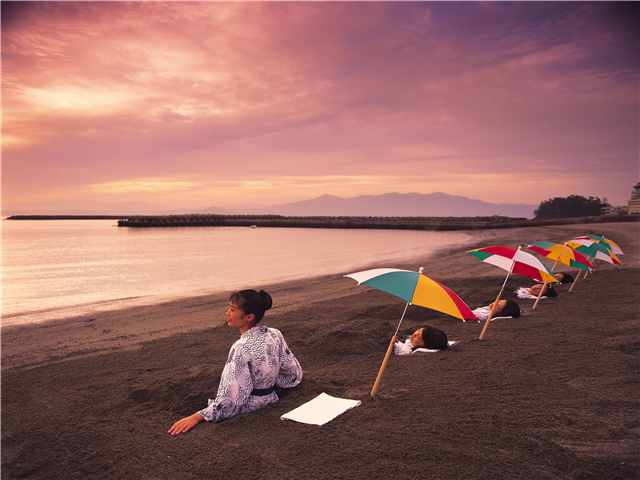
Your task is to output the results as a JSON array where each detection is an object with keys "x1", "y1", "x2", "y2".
[
  {"x1": 1, "y1": 228, "x2": 477, "y2": 327},
  {"x1": 2, "y1": 222, "x2": 636, "y2": 370},
  {"x1": 2, "y1": 221, "x2": 638, "y2": 479}
]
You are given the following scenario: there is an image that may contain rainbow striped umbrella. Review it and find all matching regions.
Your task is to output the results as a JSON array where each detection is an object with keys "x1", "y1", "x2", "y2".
[
  {"x1": 345, "y1": 267, "x2": 478, "y2": 396},
  {"x1": 525, "y1": 242, "x2": 593, "y2": 272},
  {"x1": 466, "y1": 246, "x2": 558, "y2": 339}
]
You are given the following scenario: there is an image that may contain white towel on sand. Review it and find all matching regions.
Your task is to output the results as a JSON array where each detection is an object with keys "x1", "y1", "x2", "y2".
[
  {"x1": 412, "y1": 341, "x2": 456, "y2": 354},
  {"x1": 280, "y1": 393, "x2": 361, "y2": 426}
]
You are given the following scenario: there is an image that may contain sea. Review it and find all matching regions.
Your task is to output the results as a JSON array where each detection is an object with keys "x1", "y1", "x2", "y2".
[{"x1": 1, "y1": 220, "x2": 473, "y2": 326}]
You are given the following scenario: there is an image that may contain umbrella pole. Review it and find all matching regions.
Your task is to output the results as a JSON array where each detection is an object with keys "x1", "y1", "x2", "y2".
[
  {"x1": 532, "y1": 282, "x2": 547, "y2": 310},
  {"x1": 569, "y1": 270, "x2": 582, "y2": 292},
  {"x1": 479, "y1": 293, "x2": 502, "y2": 340},
  {"x1": 533, "y1": 258, "x2": 558, "y2": 309},
  {"x1": 583, "y1": 250, "x2": 596, "y2": 279},
  {"x1": 370, "y1": 335, "x2": 398, "y2": 397},
  {"x1": 371, "y1": 303, "x2": 409, "y2": 397},
  {"x1": 479, "y1": 255, "x2": 515, "y2": 341}
]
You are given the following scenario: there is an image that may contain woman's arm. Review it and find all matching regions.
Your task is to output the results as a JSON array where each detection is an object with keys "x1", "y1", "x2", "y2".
[
  {"x1": 168, "y1": 412, "x2": 204, "y2": 436},
  {"x1": 275, "y1": 332, "x2": 303, "y2": 388},
  {"x1": 197, "y1": 345, "x2": 254, "y2": 423}
]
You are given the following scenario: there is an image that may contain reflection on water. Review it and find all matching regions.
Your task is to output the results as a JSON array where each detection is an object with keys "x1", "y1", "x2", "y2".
[{"x1": 1, "y1": 220, "x2": 471, "y2": 324}]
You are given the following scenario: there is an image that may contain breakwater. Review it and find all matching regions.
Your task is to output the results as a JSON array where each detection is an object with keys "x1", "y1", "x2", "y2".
[
  {"x1": 7, "y1": 215, "x2": 126, "y2": 220},
  {"x1": 6, "y1": 214, "x2": 637, "y2": 230},
  {"x1": 115, "y1": 214, "x2": 639, "y2": 230},
  {"x1": 118, "y1": 214, "x2": 523, "y2": 230}
]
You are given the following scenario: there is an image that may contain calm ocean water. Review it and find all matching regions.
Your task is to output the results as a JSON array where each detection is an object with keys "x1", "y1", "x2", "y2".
[{"x1": 1, "y1": 220, "x2": 472, "y2": 325}]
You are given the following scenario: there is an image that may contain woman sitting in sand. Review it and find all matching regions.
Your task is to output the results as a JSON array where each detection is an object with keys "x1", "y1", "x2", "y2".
[
  {"x1": 472, "y1": 299, "x2": 521, "y2": 322},
  {"x1": 516, "y1": 283, "x2": 557, "y2": 299},
  {"x1": 168, "y1": 289, "x2": 303, "y2": 436},
  {"x1": 394, "y1": 325, "x2": 449, "y2": 355}
]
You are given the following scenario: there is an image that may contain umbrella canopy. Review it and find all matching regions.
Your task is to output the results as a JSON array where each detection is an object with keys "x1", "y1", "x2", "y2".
[
  {"x1": 345, "y1": 267, "x2": 478, "y2": 396},
  {"x1": 566, "y1": 239, "x2": 622, "y2": 265},
  {"x1": 466, "y1": 246, "x2": 557, "y2": 340},
  {"x1": 525, "y1": 241, "x2": 593, "y2": 272},
  {"x1": 467, "y1": 246, "x2": 559, "y2": 283},
  {"x1": 578, "y1": 235, "x2": 624, "y2": 256},
  {"x1": 345, "y1": 268, "x2": 478, "y2": 322}
]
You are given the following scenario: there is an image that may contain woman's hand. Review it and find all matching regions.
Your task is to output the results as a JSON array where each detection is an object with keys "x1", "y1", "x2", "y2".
[{"x1": 168, "y1": 413, "x2": 205, "y2": 436}]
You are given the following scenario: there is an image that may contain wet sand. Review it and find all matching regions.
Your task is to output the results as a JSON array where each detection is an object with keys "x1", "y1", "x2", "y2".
[{"x1": 2, "y1": 222, "x2": 638, "y2": 479}]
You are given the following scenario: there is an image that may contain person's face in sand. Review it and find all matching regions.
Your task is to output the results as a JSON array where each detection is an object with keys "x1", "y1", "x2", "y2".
[
  {"x1": 528, "y1": 284, "x2": 549, "y2": 296},
  {"x1": 226, "y1": 301, "x2": 256, "y2": 334},
  {"x1": 410, "y1": 328, "x2": 426, "y2": 348},
  {"x1": 555, "y1": 273, "x2": 565, "y2": 282},
  {"x1": 489, "y1": 299, "x2": 506, "y2": 315}
]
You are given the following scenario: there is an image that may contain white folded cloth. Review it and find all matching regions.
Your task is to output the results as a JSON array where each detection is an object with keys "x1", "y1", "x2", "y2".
[{"x1": 280, "y1": 393, "x2": 361, "y2": 426}]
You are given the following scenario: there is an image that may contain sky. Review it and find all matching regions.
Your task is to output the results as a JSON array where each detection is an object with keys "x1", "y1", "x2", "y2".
[{"x1": 2, "y1": 1, "x2": 639, "y2": 210}]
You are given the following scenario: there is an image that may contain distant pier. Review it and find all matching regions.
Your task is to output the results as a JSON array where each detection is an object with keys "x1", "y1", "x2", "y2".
[
  {"x1": 7, "y1": 215, "x2": 126, "y2": 220},
  {"x1": 6, "y1": 214, "x2": 637, "y2": 230},
  {"x1": 115, "y1": 214, "x2": 638, "y2": 230}
]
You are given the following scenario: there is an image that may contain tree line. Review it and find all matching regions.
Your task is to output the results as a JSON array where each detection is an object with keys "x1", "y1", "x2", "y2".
[{"x1": 534, "y1": 195, "x2": 609, "y2": 219}]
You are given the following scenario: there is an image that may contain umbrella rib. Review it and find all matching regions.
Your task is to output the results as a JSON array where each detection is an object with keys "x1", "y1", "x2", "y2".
[
  {"x1": 497, "y1": 246, "x2": 519, "y2": 296},
  {"x1": 394, "y1": 302, "x2": 410, "y2": 337}
]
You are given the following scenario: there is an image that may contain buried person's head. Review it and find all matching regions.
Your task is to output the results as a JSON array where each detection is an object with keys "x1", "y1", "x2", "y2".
[
  {"x1": 528, "y1": 283, "x2": 557, "y2": 297},
  {"x1": 410, "y1": 325, "x2": 449, "y2": 350},
  {"x1": 555, "y1": 273, "x2": 574, "y2": 284},
  {"x1": 489, "y1": 299, "x2": 521, "y2": 318}
]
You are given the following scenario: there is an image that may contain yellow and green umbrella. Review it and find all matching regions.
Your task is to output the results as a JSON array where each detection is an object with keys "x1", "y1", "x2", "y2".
[
  {"x1": 525, "y1": 241, "x2": 593, "y2": 306},
  {"x1": 566, "y1": 239, "x2": 622, "y2": 265},
  {"x1": 526, "y1": 241, "x2": 593, "y2": 272},
  {"x1": 345, "y1": 267, "x2": 477, "y2": 396},
  {"x1": 579, "y1": 235, "x2": 624, "y2": 256}
]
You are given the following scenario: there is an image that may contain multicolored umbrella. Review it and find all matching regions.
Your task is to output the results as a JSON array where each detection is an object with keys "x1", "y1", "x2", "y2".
[
  {"x1": 578, "y1": 235, "x2": 624, "y2": 256},
  {"x1": 565, "y1": 238, "x2": 622, "y2": 291},
  {"x1": 566, "y1": 239, "x2": 622, "y2": 265},
  {"x1": 525, "y1": 241, "x2": 593, "y2": 306},
  {"x1": 525, "y1": 241, "x2": 593, "y2": 272},
  {"x1": 345, "y1": 268, "x2": 478, "y2": 322},
  {"x1": 466, "y1": 246, "x2": 558, "y2": 339},
  {"x1": 467, "y1": 245, "x2": 559, "y2": 284},
  {"x1": 345, "y1": 267, "x2": 478, "y2": 396}
]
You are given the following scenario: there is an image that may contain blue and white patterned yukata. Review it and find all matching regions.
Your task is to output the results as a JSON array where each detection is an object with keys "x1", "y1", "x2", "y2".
[{"x1": 198, "y1": 325, "x2": 302, "y2": 423}]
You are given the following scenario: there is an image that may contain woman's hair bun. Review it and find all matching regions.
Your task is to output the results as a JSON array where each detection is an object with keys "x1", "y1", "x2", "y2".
[
  {"x1": 230, "y1": 289, "x2": 272, "y2": 324},
  {"x1": 259, "y1": 290, "x2": 273, "y2": 311}
]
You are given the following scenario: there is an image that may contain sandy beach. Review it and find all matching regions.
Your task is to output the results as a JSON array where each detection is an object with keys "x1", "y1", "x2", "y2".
[{"x1": 2, "y1": 222, "x2": 638, "y2": 479}]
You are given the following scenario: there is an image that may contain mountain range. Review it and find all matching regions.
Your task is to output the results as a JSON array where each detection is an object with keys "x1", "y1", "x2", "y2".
[{"x1": 4, "y1": 192, "x2": 537, "y2": 219}]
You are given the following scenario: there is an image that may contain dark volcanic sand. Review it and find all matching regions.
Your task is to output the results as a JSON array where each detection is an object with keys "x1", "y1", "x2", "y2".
[{"x1": 2, "y1": 223, "x2": 639, "y2": 479}]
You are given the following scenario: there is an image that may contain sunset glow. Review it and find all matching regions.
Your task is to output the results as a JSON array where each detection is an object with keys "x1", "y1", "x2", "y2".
[{"x1": 2, "y1": 1, "x2": 638, "y2": 211}]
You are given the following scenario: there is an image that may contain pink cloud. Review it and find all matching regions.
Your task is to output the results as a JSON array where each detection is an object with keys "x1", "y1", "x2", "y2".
[{"x1": 2, "y1": 1, "x2": 638, "y2": 208}]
